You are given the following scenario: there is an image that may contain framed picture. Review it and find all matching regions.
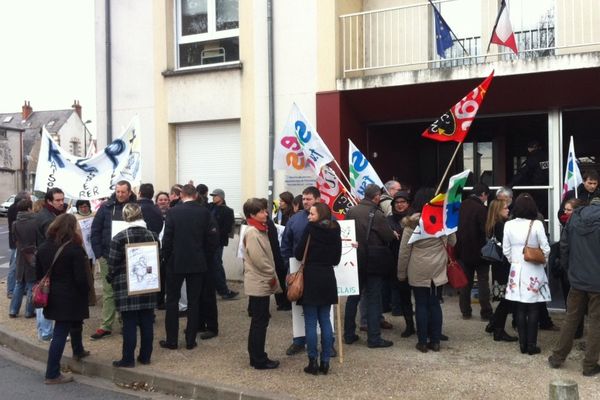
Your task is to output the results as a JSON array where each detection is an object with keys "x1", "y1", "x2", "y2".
[{"x1": 125, "y1": 242, "x2": 160, "y2": 295}]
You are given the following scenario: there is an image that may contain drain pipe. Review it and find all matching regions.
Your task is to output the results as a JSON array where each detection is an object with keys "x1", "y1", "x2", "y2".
[
  {"x1": 105, "y1": 0, "x2": 113, "y2": 142},
  {"x1": 267, "y1": 0, "x2": 275, "y2": 209}
]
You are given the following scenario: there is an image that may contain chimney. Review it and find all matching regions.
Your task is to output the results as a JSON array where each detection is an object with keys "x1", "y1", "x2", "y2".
[
  {"x1": 21, "y1": 101, "x2": 33, "y2": 120},
  {"x1": 72, "y1": 99, "x2": 82, "y2": 118}
]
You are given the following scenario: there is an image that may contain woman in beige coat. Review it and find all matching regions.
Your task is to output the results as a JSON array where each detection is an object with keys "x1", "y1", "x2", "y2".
[
  {"x1": 243, "y1": 198, "x2": 282, "y2": 370},
  {"x1": 398, "y1": 188, "x2": 456, "y2": 353}
]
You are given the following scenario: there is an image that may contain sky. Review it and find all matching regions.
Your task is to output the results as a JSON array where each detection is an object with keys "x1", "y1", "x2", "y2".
[{"x1": 0, "y1": 0, "x2": 96, "y2": 137}]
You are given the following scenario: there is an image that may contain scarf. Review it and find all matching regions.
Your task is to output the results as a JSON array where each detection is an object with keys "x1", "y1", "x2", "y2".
[
  {"x1": 247, "y1": 218, "x2": 268, "y2": 232},
  {"x1": 45, "y1": 203, "x2": 64, "y2": 216}
]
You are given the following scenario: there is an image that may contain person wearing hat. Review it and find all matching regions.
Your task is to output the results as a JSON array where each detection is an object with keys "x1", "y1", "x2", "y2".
[{"x1": 208, "y1": 189, "x2": 237, "y2": 301}]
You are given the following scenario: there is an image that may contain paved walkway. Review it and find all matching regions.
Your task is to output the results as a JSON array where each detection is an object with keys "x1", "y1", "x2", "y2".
[{"x1": 0, "y1": 278, "x2": 598, "y2": 400}]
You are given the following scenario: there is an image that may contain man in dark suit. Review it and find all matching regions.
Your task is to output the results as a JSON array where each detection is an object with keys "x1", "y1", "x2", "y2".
[
  {"x1": 160, "y1": 184, "x2": 218, "y2": 350},
  {"x1": 208, "y1": 189, "x2": 237, "y2": 300}
]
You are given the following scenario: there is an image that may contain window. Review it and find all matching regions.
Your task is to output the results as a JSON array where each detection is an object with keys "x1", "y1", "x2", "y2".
[
  {"x1": 176, "y1": 0, "x2": 239, "y2": 68},
  {"x1": 0, "y1": 130, "x2": 7, "y2": 139}
]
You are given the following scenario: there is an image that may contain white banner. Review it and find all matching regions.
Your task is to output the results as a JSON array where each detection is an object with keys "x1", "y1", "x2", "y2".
[
  {"x1": 348, "y1": 139, "x2": 385, "y2": 199},
  {"x1": 274, "y1": 103, "x2": 334, "y2": 174},
  {"x1": 77, "y1": 216, "x2": 95, "y2": 261},
  {"x1": 34, "y1": 116, "x2": 142, "y2": 199}
]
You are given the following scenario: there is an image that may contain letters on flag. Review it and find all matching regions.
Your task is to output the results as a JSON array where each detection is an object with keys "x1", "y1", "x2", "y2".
[
  {"x1": 273, "y1": 103, "x2": 335, "y2": 174},
  {"x1": 408, "y1": 170, "x2": 470, "y2": 244},
  {"x1": 317, "y1": 165, "x2": 353, "y2": 220},
  {"x1": 562, "y1": 136, "x2": 583, "y2": 200},
  {"x1": 34, "y1": 116, "x2": 142, "y2": 200},
  {"x1": 422, "y1": 71, "x2": 494, "y2": 143},
  {"x1": 490, "y1": 0, "x2": 518, "y2": 55},
  {"x1": 348, "y1": 140, "x2": 385, "y2": 199}
]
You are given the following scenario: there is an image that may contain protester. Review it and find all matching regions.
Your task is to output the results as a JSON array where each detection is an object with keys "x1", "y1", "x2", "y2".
[
  {"x1": 90, "y1": 180, "x2": 137, "y2": 340},
  {"x1": 344, "y1": 184, "x2": 396, "y2": 349},
  {"x1": 379, "y1": 180, "x2": 402, "y2": 217},
  {"x1": 503, "y1": 193, "x2": 551, "y2": 355},
  {"x1": 295, "y1": 203, "x2": 341, "y2": 375},
  {"x1": 138, "y1": 183, "x2": 164, "y2": 236},
  {"x1": 7, "y1": 191, "x2": 31, "y2": 299},
  {"x1": 275, "y1": 191, "x2": 294, "y2": 226},
  {"x1": 495, "y1": 187, "x2": 513, "y2": 210},
  {"x1": 169, "y1": 184, "x2": 183, "y2": 208},
  {"x1": 155, "y1": 191, "x2": 170, "y2": 219},
  {"x1": 196, "y1": 184, "x2": 209, "y2": 206},
  {"x1": 9, "y1": 199, "x2": 36, "y2": 318},
  {"x1": 398, "y1": 188, "x2": 455, "y2": 353},
  {"x1": 36, "y1": 214, "x2": 90, "y2": 384},
  {"x1": 107, "y1": 203, "x2": 159, "y2": 368},
  {"x1": 558, "y1": 170, "x2": 599, "y2": 221},
  {"x1": 208, "y1": 188, "x2": 238, "y2": 300},
  {"x1": 386, "y1": 191, "x2": 415, "y2": 337},
  {"x1": 243, "y1": 198, "x2": 282, "y2": 370},
  {"x1": 549, "y1": 197, "x2": 600, "y2": 376},
  {"x1": 292, "y1": 195, "x2": 303, "y2": 214},
  {"x1": 75, "y1": 200, "x2": 97, "y2": 307},
  {"x1": 484, "y1": 199, "x2": 518, "y2": 342},
  {"x1": 456, "y1": 183, "x2": 493, "y2": 321},
  {"x1": 161, "y1": 184, "x2": 218, "y2": 350}
]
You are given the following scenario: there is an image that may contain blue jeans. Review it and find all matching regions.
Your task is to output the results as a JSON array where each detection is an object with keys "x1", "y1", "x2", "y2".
[
  {"x1": 212, "y1": 246, "x2": 230, "y2": 295},
  {"x1": 7, "y1": 249, "x2": 17, "y2": 296},
  {"x1": 121, "y1": 309, "x2": 154, "y2": 364},
  {"x1": 10, "y1": 280, "x2": 34, "y2": 316},
  {"x1": 303, "y1": 305, "x2": 333, "y2": 362},
  {"x1": 413, "y1": 285, "x2": 443, "y2": 345},
  {"x1": 45, "y1": 321, "x2": 84, "y2": 379},
  {"x1": 345, "y1": 275, "x2": 383, "y2": 345},
  {"x1": 36, "y1": 308, "x2": 54, "y2": 340}
]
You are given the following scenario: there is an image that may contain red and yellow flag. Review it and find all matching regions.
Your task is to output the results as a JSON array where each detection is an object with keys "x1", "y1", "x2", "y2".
[{"x1": 422, "y1": 71, "x2": 494, "y2": 143}]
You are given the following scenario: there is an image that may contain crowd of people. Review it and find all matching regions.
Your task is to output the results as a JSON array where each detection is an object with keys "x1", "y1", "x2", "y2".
[{"x1": 4, "y1": 171, "x2": 600, "y2": 384}]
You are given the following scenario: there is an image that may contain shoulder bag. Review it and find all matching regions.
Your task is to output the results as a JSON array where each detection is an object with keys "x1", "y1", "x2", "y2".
[
  {"x1": 365, "y1": 207, "x2": 394, "y2": 276},
  {"x1": 286, "y1": 236, "x2": 310, "y2": 302},
  {"x1": 32, "y1": 241, "x2": 70, "y2": 308},
  {"x1": 523, "y1": 220, "x2": 546, "y2": 264},
  {"x1": 481, "y1": 236, "x2": 503, "y2": 263},
  {"x1": 446, "y1": 243, "x2": 468, "y2": 289}
]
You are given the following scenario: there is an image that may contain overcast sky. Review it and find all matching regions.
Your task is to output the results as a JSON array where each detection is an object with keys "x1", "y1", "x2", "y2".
[{"x1": 0, "y1": 0, "x2": 96, "y2": 136}]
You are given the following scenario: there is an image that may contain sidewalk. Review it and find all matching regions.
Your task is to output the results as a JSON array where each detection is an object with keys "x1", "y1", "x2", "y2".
[{"x1": 0, "y1": 279, "x2": 598, "y2": 400}]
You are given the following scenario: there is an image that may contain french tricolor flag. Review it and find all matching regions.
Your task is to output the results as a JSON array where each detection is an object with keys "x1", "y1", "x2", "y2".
[{"x1": 490, "y1": 0, "x2": 518, "y2": 55}]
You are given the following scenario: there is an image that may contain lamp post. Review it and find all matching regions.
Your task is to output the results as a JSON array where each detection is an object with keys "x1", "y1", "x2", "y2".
[{"x1": 83, "y1": 119, "x2": 92, "y2": 157}]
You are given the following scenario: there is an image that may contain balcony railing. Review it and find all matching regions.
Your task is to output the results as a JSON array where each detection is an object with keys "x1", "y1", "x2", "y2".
[{"x1": 340, "y1": 0, "x2": 600, "y2": 77}]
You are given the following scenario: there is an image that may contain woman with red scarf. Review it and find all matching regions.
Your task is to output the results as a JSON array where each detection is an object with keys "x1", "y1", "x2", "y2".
[{"x1": 242, "y1": 198, "x2": 282, "y2": 370}]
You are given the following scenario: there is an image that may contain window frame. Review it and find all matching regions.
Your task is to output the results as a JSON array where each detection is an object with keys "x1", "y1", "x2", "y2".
[{"x1": 175, "y1": 0, "x2": 240, "y2": 70}]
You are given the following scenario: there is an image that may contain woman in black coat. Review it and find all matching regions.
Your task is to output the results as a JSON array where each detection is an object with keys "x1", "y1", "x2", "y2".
[
  {"x1": 294, "y1": 203, "x2": 341, "y2": 376},
  {"x1": 36, "y1": 214, "x2": 90, "y2": 384}
]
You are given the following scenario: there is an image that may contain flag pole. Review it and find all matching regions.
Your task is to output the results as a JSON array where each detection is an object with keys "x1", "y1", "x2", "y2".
[
  {"x1": 336, "y1": 302, "x2": 344, "y2": 363},
  {"x1": 428, "y1": 0, "x2": 470, "y2": 57},
  {"x1": 435, "y1": 142, "x2": 463, "y2": 196},
  {"x1": 330, "y1": 160, "x2": 359, "y2": 206}
]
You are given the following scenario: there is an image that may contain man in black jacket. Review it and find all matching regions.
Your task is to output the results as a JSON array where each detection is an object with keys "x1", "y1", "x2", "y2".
[
  {"x1": 208, "y1": 189, "x2": 237, "y2": 300},
  {"x1": 7, "y1": 191, "x2": 30, "y2": 298},
  {"x1": 90, "y1": 180, "x2": 137, "y2": 340},
  {"x1": 550, "y1": 197, "x2": 600, "y2": 377},
  {"x1": 137, "y1": 183, "x2": 164, "y2": 236},
  {"x1": 160, "y1": 184, "x2": 218, "y2": 350}
]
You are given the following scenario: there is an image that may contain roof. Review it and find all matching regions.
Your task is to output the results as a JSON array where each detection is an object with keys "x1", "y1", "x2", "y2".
[{"x1": 0, "y1": 109, "x2": 76, "y2": 156}]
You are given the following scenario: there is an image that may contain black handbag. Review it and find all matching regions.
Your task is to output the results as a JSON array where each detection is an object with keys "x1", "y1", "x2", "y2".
[
  {"x1": 365, "y1": 207, "x2": 394, "y2": 276},
  {"x1": 481, "y1": 236, "x2": 503, "y2": 263}
]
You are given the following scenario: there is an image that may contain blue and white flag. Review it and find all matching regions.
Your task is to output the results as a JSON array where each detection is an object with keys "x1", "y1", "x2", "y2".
[
  {"x1": 35, "y1": 116, "x2": 141, "y2": 199},
  {"x1": 348, "y1": 139, "x2": 384, "y2": 199},
  {"x1": 562, "y1": 136, "x2": 583, "y2": 200},
  {"x1": 431, "y1": 1, "x2": 454, "y2": 58}
]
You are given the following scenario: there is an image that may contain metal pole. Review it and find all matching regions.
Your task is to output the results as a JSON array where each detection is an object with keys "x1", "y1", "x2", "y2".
[{"x1": 267, "y1": 0, "x2": 275, "y2": 210}]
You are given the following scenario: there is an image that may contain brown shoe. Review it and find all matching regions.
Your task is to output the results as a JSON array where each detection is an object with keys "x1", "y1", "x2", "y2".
[
  {"x1": 45, "y1": 374, "x2": 74, "y2": 385},
  {"x1": 380, "y1": 320, "x2": 393, "y2": 330}
]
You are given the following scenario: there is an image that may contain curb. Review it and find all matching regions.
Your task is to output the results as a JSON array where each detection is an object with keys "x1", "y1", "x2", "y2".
[{"x1": 0, "y1": 325, "x2": 290, "y2": 400}]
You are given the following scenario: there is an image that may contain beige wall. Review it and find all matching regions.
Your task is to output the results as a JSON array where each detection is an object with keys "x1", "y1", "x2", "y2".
[{"x1": 556, "y1": 0, "x2": 600, "y2": 55}]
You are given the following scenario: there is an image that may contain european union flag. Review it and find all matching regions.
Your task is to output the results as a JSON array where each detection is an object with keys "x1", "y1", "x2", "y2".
[{"x1": 433, "y1": 5, "x2": 453, "y2": 58}]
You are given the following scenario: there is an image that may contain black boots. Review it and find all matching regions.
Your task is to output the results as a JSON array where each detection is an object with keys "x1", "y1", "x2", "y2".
[
  {"x1": 304, "y1": 357, "x2": 319, "y2": 375},
  {"x1": 319, "y1": 361, "x2": 330, "y2": 375},
  {"x1": 401, "y1": 318, "x2": 416, "y2": 338},
  {"x1": 493, "y1": 329, "x2": 518, "y2": 342}
]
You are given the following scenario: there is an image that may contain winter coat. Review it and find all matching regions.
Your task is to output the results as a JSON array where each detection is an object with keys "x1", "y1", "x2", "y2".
[
  {"x1": 36, "y1": 240, "x2": 90, "y2": 322},
  {"x1": 7, "y1": 202, "x2": 19, "y2": 249},
  {"x1": 294, "y1": 221, "x2": 341, "y2": 306},
  {"x1": 12, "y1": 211, "x2": 38, "y2": 283},
  {"x1": 560, "y1": 204, "x2": 600, "y2": 293},
  {"x1": 243, "y1": 226, "x2": 282, "y2": 297},
  {"x1": 455, "y1": 195, "x2": 487, "y2": 266},
  {"x1": 35, "y1": 207, "x2": 58, "y2": 246},
  {"x1": 558, "y1": 182, "x2": 600, "y2": 220},
  {"x1": 91, "y1": 192, "x2": 137, "y2": 259},
  {"x1": 138, "y1": 198, "x2": 164, "y2": 236},
  {"x1": 107, "y1": 224, "x2": 159, "y2": 312},
  {"x1": 387, "y1": 208, "x2": 413, "y2": 265},
  {"x1": 208, "y1": 202, "x2": 235, "y2": 247},
  {"x1": 491, "y1": 220, "x2": 510, "y2": 285},
  {"x1": 503, "y1": 218, "x2": 551, "y2": 303},
  {"x1": 398, "y1": 213, "x2": 456, "y2": 288},
  {"x1": 266, "y1": 217, "x2": 285, "y2": 275},
  {"x1": 281, "y1": 210, "x2": 310, "y2": 259}
]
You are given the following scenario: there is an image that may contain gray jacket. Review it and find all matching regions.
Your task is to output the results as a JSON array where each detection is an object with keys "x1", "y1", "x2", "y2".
[{"x1": 560, "y1": 204, "x2": 600, "y2": 292}]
